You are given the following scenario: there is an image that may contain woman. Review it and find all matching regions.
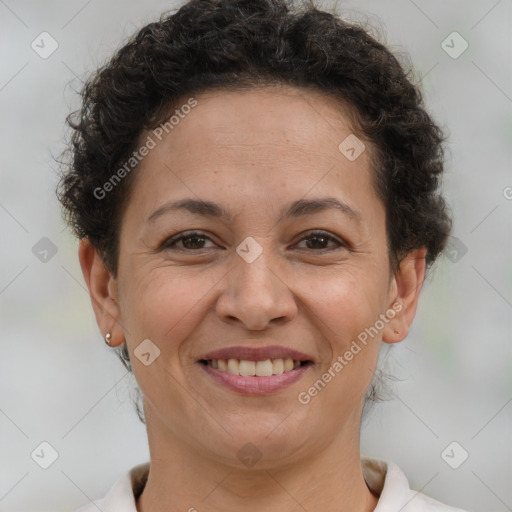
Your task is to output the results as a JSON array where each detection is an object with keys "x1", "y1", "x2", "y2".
[{"x1": 57, "y1": 0, "x2": 470, "y2": 510}]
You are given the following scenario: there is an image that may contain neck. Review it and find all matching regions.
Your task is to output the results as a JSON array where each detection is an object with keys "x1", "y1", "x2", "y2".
[{"x1": 136, "y1": 410, "x2": 379, "y2": 512}]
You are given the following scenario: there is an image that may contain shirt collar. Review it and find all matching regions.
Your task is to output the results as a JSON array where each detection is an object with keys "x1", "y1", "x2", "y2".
[
  {"x1": 98, "y1": 457, "x2": 423, "y2": 512},
  {"x1": 102, "y1": 461, "x2": 149, "y2": 511}
]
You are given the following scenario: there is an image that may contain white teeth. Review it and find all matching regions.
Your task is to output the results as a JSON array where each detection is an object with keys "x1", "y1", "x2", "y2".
[
  {"x1": 206, "y1": 358, "x2": 305, "y2": 376},
  {"x1": 227, "y1": 358, "x2": 239, "y2": 375},
  {"x1": 256, "y1": 359, "x2": 273, "y2": 377},
  {"x1": 239, "y1": 360, "x2": 256, "y2": 376},
  {"x1": 272, "y1": 358, "x2": 284, "y2": 375},
  {"x1": 284, "y1": 358, "x2": 294, "y2": 371}
]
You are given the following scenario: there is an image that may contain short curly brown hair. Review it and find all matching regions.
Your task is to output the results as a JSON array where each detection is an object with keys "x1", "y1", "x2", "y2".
[{"x1": 57, "y1": 0, "x2": 451, "y2": 422}]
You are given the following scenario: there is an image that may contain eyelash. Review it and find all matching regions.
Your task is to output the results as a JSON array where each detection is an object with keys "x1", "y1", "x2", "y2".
[{"x1": 160, "y1": 230, "x2": 347, "y2": 253}]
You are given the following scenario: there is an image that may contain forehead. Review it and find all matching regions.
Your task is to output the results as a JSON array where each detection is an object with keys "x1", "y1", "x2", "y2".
[
  {"x1": 126, "y1": 85, "x2": 380, "y2": 223},
  {"x1": 165, "y1": 86, "x2": 362, "y2": 159}
]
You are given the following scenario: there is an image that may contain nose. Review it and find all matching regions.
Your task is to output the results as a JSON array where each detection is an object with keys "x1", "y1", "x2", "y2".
[{"x1": 215, "y1": 242, "x2": 297, "y2": 331}]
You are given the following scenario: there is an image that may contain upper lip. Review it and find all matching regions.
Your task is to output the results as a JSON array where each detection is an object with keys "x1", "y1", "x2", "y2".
[{"x1": 199, "y1": 345, "x2": 314, "y2": 362}]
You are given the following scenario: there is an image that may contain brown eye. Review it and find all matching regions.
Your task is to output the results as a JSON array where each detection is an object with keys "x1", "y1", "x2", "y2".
[
  {"x1": 160, "y1": 230, "x2": 346, "y2": 253},
  {"x1": 294, "y1": 231, "x2": 346, "y2": 251},
  {"x1": 162, "y1": 231, "x2": 215, "y2": 251}
]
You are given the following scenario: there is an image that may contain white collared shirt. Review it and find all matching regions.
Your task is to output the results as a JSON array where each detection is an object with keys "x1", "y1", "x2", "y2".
[{"x1": 73, "y1": 457, "x2": 471, "y2": 511}]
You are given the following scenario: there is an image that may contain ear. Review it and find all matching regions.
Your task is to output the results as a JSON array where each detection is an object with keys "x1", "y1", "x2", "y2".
[
  {"x1": 382, "y1": 247, "x2": 427, "y2": 344},
  {"x1": 78, "y1": 237, "x2": 124, "y2": 347}
]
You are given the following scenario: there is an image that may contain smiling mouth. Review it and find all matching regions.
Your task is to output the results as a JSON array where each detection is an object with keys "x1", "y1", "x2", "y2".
[{"x1": 199, "y1": 358, "x2": 312, "y2": 377}]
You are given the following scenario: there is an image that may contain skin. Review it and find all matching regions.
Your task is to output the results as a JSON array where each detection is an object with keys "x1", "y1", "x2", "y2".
[{"x1": 79, "y1": 85, "x2": 426, "y2": 512}]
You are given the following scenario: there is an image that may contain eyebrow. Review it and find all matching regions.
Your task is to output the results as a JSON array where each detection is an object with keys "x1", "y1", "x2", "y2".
[{"x1": 146, "y1": 197, "x2": 361, "y2": 224}]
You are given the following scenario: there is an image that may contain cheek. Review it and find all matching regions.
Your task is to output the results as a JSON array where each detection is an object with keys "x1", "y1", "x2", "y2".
[
  {"x1": 121, "y1": 268, "x2": 218, "y2": 351},
  {"x1": 303, "y1": 265, "x2": 389, "y2": 338},
  {"x1": 119, "y1": 270, "x2": 213, "y2": 411},
  {"x1": 301, "y1": 268, "x2": 386, "y2": 393}
]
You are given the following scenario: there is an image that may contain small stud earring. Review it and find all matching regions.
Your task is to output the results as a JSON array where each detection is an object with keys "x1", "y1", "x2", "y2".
[
  {"x1": 394, "y1": 329, "x2": 401, "y2": 335},
  {"x1": 105, "y1": 332, "x2": 112, "y2": 346}
]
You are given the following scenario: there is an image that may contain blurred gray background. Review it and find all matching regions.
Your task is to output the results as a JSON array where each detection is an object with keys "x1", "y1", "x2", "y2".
[{"x1": 0, "y1": 0, "x2": 510, "y2": 510}]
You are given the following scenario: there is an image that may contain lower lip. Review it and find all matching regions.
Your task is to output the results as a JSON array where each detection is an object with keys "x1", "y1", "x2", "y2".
[{"x1": 199, "y1": 362, "x2": 312, "y2": 395}]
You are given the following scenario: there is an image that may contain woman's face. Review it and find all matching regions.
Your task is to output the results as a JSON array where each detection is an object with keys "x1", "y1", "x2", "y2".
[{"x1": 85, "y1": 85, "x2": 424, "y2": 468}]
